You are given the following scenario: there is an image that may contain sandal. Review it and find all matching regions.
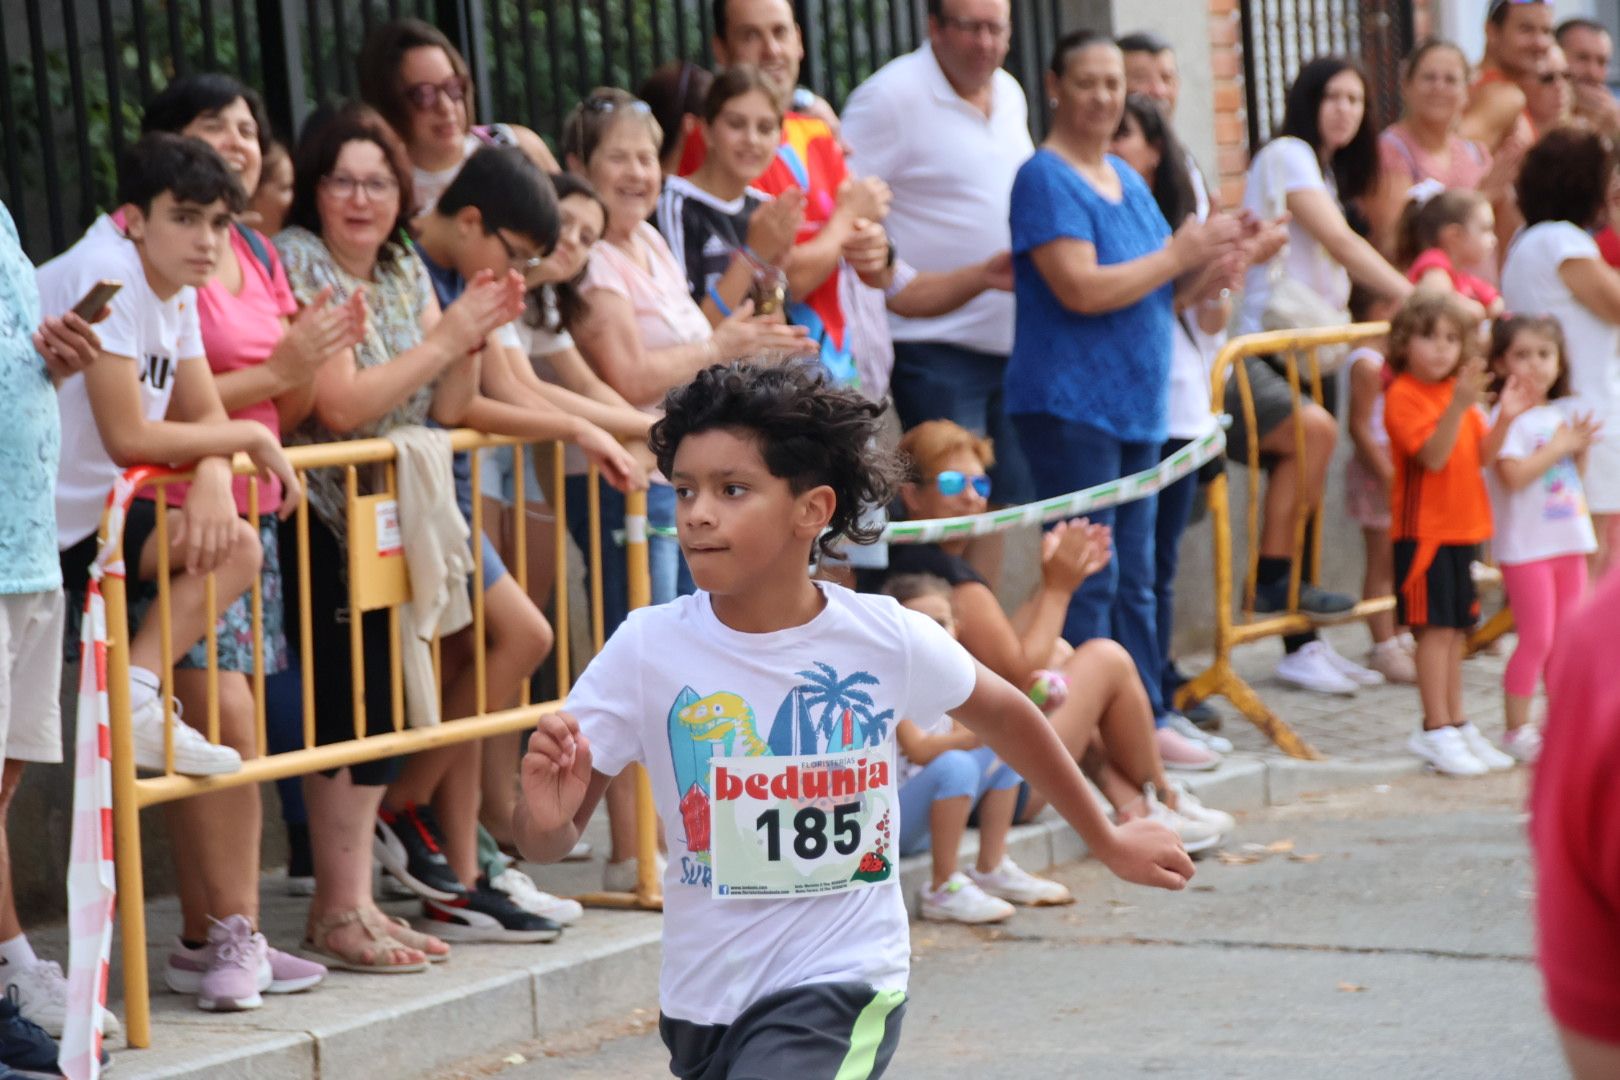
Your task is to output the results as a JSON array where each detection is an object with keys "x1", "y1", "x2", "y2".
[
  {"x1": 363, "y1": 910, "x2": 451, "y2": 963},
  {"x1": 302, "y1": 909, "x2": 429, "y2": 974}
]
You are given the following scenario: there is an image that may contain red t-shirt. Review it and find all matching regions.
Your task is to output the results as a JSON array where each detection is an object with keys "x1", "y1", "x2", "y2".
[
  {"x1": 1596, "y1": 225, "x2": 1620, "y2": 270},
  {"x1": 1407, "y1": 247, "x2": 1500, "y2": 310},
  {"x1": 1533, "y1": 567, "x2": 1620, "y2": 1043}
]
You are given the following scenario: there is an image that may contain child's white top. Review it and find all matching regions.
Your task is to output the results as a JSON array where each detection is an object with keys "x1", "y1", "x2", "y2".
[
  {"x1": 1348, "y1": 346, "x2": 1389, "y2": 450},
  {"x1": 895, "y1": 714, "x2": 954, "y2": 787},
  {"x1": 36, "y1": 215, "x2": 203, "y2": 549},
  {"x1": 1486, "y1": 402, "x2": 1598, "y2": 565},
  {"x1": 565, "y1": 582, "x2": 976, "y2": 1025}
]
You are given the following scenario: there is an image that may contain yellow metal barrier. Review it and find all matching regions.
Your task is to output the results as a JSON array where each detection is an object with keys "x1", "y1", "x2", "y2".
[
  {"x1": 98, "y1": 430, "x2": 660, "y2": 1049},
  {"x1": 1176, "y1": 324, "x2": 1393, "y2": 759}
]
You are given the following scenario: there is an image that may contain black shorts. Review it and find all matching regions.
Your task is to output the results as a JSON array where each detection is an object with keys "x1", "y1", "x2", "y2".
[
  {"x1": 1394, "y1": 541, "x2": 1480, "y2": 629},
  {"x1": 1223, "y1": 354, "x2": 1339, "y2": 464},
  {"x1": 59, "y1": 498, "x2": 161, "y2": 594},
  {"x1": 660, "y1": 981, "x2": 906, "y2": 1080},
  {"x1": 279, "y1": 516, "x2": 402, "y2": 786}
]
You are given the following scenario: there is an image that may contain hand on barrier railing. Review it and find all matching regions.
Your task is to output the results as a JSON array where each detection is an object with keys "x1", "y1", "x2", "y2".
[
  {"x1": 1039, "y1": 518, "x2": 1112, "y2": 594},
  {"x1": 576, "y1": 422, "x2": 647, "y2": 493}
]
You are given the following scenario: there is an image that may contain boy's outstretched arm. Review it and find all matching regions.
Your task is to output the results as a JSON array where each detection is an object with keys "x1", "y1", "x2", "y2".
[
  {"x1": 951, "y1": 661, "x2": 1195, "y2": 890},
  {"x1": 514, "y1": 711, "x2": 613, "y2": 864}
]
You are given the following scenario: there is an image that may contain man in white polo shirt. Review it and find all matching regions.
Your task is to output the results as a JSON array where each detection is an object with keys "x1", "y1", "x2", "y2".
[{"x1": 840, "y1": 0, "x2": 1034, "y2": 506}]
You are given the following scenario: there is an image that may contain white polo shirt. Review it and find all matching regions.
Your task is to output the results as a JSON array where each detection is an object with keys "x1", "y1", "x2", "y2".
[{"x1": 841, "y1": 44, "x2": 1033, "y2": 356}]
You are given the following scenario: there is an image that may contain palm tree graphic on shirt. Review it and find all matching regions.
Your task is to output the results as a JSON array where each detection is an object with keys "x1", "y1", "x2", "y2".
[{"x1": 783, "y1": 663, "x2": 894, "y2": 753}]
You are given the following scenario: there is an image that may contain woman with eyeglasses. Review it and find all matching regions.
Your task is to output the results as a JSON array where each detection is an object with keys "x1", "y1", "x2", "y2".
[
  {"x1": 859, "y1": 420, "x2": 1235, "y2": 852},
  {"x1": 358, "y1": 18, "x2": 559, "y2": 213},
  {"x1": 273, "y1": 103, "x2": 524, "y2": 975}
]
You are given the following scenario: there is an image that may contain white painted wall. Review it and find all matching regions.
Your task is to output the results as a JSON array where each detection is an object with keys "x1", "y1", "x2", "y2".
[{"x1": 1106, "y1": 0, "x2": 1221, "y2": 194}]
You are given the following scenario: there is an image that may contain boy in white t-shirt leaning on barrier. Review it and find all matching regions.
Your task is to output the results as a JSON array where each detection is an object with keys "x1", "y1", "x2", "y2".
[
  {"x1": 39, "y1": 132, "x2": 302, "y2": 779},
  {"x1": 514, "y1": 360, "x2": 1193, "y2": 1079}
]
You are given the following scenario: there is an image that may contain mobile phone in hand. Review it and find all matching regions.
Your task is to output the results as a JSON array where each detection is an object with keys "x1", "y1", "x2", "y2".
[{"x1": 71, "y1": 279, "x2": 122, "y2": 321}]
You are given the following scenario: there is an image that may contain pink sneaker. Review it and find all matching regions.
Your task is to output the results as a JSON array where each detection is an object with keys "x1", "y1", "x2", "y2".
[
  {"x1": 198, "y1": 915, "x2": 268, "y2": 1012},
  {"x1": 266, "y1": 946, "x2": 326, "y2": 993},
  {"x1": 1155, "y1": 726, "x2": 1221, "y2": 771}
]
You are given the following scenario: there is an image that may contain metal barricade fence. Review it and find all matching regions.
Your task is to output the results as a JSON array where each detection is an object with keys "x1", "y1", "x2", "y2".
[
  {"x1": 95, "y1": 430, "x2": 660, "y2": 1050},
  {"x1": 1174, "y1": 323, "x2": 1511, "y2": 760},
  {"x1": 1175, "y1": 324, "x2": 1391, "y2": 760}
]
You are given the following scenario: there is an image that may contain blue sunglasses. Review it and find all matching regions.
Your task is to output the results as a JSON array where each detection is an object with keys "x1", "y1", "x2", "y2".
[{"x1": 935, "y1": 470, "x2": 992, "y2": 499}]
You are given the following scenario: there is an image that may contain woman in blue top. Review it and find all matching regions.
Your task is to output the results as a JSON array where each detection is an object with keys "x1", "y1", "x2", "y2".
[{"x1": 1007, "y1": 30, "x2": 1241, "y2": 734}]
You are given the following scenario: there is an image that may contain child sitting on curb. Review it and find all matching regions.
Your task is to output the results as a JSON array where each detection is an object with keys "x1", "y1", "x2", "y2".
[{"x1": 884, "y1": 574, "x2": 1072, "y2": 924}]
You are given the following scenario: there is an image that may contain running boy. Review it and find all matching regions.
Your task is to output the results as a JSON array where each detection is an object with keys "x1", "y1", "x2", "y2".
[
  {"x1": 1383, "y1": 291, "x2": 1531, "y2": 776},
  {"x1": 515, "y1": 361, "x2": 1192, "y2": 1078},
  {"x1": 39, "y1": 131, "x2": 301, "y2": 777}
]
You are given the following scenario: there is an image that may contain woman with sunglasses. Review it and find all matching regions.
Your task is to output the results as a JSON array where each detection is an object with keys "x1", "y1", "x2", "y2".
[
  {"x1": 864, "y1": 420, "x2": 1233, "y2": 843},
  {"x1": 358, "y1": 18, "x2": 559, "y2": 213}
]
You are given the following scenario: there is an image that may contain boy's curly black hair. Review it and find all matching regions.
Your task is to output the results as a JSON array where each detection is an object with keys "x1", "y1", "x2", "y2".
[{"x1": 649, "y1": 361, "x2": 900, "y2": 560}]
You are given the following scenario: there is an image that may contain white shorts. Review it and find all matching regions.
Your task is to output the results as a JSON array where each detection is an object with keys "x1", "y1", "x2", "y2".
[{"x1": 0, "y1": 589, "x2": 65, "y2": 764}]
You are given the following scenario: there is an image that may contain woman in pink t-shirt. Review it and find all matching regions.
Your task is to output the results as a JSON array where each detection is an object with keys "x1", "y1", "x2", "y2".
[
  {"x1": 1370, "y1": 40, "x2": 1520, "y2": 263},
  {"x1": 140, "y1": 73, "x2": 363, "y2": 1007}
]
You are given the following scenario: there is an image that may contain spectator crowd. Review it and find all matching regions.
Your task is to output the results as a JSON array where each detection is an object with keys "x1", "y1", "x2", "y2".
[{"x1": 1, "y1": 0, "x2": 1618, "y2": 1076}]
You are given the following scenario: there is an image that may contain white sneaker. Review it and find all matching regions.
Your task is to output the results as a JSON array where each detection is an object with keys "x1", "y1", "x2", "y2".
[
  {"x1": 129, "y1": 693, "x2": 242, "y2": 776},
  {"x1": 490, "y1": 867, "x2": 584, "y2": 925},
  {"x1": 1318, "y1": 640, "x2": 1385, "y2": 687},
  {"x1": 919, "y1": 873, "x2": 1015, "y2": 923},
  {"x1": 602, "y1": 853, "x2": 667, "y2": 893},
  {"x1": 1502, "y1": 725, "x2": 1542, "y2": 764},
  {"x1": 1275, "y1": 642, "x2": 1360, "y2": 695},
  {"x1": 1457, "y1": 723, "x2": 1517, "y2": 771},
  {"x1": 4, "y1": 958, "x2": 122, "y2": 1040},
  {"x1": 1138, "y1": 783, "x2": 1223, "y2": 854},
  {"x1": 1168, "y1": 782, "x2": 1237, "y2": 837},
  {"x1": 965, "y1": 857, "x2": 1073, "y2": 906},
  {"x1": 1407, "y1": 726, "x2": 1488, "y2": 777},
  {"x1": 1163, "y1": 711, "x2": 1234, "y2": 754}
]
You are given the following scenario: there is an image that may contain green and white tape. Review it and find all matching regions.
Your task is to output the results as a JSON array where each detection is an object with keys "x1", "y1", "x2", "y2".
[{"x1": 623, "y1": 426, "x2": 1226, "y2": 546}]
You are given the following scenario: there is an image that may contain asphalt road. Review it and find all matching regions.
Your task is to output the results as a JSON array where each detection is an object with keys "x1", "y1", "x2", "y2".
[{"x1": 438, "y1": 772, "x2": 1564, "y2": 1080}]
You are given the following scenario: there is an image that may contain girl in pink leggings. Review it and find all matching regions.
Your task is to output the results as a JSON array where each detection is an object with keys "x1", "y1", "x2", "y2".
[{"x1": 1485, "y1": 316, "x2": 1601, "y2": 763}]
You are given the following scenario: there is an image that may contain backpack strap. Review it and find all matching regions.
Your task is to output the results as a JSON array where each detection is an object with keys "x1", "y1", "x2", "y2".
[{"x1": 235, "y1": 222, "x2": 274, "y2": 278}]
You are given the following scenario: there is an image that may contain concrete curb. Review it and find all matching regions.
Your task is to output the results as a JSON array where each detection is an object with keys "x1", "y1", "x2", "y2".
[{"x1": 111, "y1": 753, "x2": 1413, "y2": 1079}]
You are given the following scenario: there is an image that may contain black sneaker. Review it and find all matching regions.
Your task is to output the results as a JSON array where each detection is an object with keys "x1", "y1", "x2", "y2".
[
  {"x1": 421, "y1": 878, "x2": 563, "y2": 943},
  {"x1": 1252, "y1": 578, "x2": 1357, "y2": 618},
  {"x1": 374, "y1": 804, "x2": 466, "y2": 901},
  {"x1": 0, "y1": 984, "x2": 63, "y2": 1078}
]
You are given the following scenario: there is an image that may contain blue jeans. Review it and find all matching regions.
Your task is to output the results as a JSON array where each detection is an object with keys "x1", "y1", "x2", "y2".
[
  {"x1": 1154, "y1": 438, "x2": 1201, "y2": 707},
  {"x1": 890, "y1": 341, "x2": 1035, "y2": 506},
  {"x1": 265, "y1": 666, "x2": 307, "y2": 826},
  {"x1": 563, "y1": 476, "x2": 691, "y2": 638},
  {"x1": 1015, "y1": 413, "x2": 1166, "y2": 721},
  {"x1": 898, "y1": 746, "x2": 1021, "y2": 857}
]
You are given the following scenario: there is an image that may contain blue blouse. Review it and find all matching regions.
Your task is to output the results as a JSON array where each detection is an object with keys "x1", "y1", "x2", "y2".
[{"x1": 1006, "y1": 149, "x2": 1173, "y2": 444}]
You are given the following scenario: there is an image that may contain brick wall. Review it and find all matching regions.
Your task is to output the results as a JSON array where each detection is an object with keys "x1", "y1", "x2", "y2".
[{"x1": 1207, "y1": 0, "x2": 1248, "y2": 208}]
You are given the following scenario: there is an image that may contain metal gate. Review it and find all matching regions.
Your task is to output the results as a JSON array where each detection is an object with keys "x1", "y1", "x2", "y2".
[
  {"x1": 0, "y1": 0, "x2": 1063, "y2": 264},
  {"x1": 1239, "y1": 0, "x2": 1415, "y2": 149}
]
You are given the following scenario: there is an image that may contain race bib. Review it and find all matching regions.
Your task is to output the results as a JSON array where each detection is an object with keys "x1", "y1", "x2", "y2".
[{"x1": 709, "y1": 747, "x2": 896, "y2": 899}]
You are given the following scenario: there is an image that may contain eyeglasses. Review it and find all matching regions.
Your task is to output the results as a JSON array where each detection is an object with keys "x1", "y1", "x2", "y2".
[
  {"x1": 490, "y1": 228, "x2": 545, "y2": 274},
  {"x1": 404, "y1": 76, "x2": 470, "y2": 112},
  {"x1": 934, "y1": 471, "x2": 992, "y2": 499},
  {"x1": 937, "y1": 15, "x2": 1011, "y2": 39},
  {"x1": 321, "y1": 173, "x2": 399, "y2": 201}
]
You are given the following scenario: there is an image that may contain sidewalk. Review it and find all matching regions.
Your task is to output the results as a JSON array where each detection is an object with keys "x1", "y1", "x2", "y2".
[{"x1": 32, "y1": 624, "x2": 1511, "y2": 1079}]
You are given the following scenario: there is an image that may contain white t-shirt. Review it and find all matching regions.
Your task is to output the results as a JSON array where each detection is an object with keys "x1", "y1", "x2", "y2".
[
  {"x1": 1501, "y1": 222, "x2": 1620, "y2": 512},
  {"x1": 841, "y1": 44, "x2": 1033, "y2": 355},
  {"x1": 413, "y1": 125, "x2": 519, "y2": 213},
  {"x1": 1237, "y1": 137, "x2": 1350, "y2": 335},
  {"x1": 565, "y1": 583, "x2": 977, "y2": 1024},
  {"x1": 895, "y1": 714, "x2": 953, "y2": 787},
  {"x1": 1486, "y1": 402, "x2": 1599, "y2": 565},
  {"x1": 37, "y1": 216, "x2": 204, "y2": 548},
  {"x1": 1347, "y1": 346, "x2": 1389, "y2": 450}
]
